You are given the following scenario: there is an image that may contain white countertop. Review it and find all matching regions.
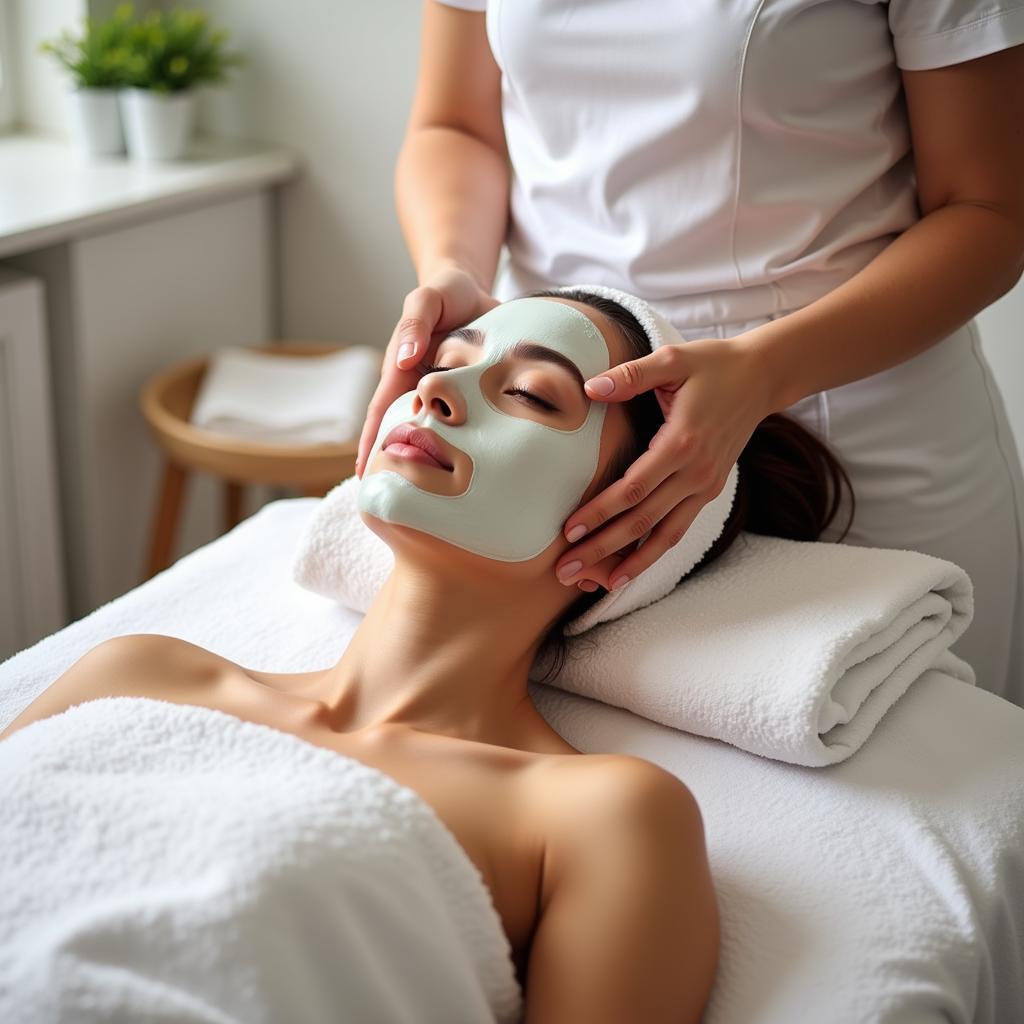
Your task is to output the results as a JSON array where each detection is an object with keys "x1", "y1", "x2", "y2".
[{"x1": 0, "y1": 132, "x2": 301, "y2": 258}]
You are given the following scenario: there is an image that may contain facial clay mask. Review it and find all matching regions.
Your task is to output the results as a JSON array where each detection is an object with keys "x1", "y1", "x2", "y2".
[{"x1": 359, "y1": 298, "x2": 610, "y2": 561}]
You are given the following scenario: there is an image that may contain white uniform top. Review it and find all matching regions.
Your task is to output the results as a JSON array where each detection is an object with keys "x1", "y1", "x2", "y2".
[{"x1": 437, "y1": 0, "x2": 1024, "y2": 328}]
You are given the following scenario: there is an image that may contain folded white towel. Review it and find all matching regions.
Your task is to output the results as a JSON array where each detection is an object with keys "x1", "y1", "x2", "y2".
[
  {"x1": 0, "y1": 698, "x2": 522, "y2": 1024},
  {"x1": 291, "y1": 478, "x2": 975, "y2": 766},
  {"x1": 190, "y1": 345, "x2": 382, "y2": 445},
  {"x1": 545, "y1": 533, "x2": 975, "y2": 766}
]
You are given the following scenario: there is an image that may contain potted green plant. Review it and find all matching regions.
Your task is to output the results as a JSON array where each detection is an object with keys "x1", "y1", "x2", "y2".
[
  {"x1": 39, "y1": 4, "x2": 135, "y2": 158},
  {"x1": 118, "y1": 7, "x2": 245, "y2": 162}
]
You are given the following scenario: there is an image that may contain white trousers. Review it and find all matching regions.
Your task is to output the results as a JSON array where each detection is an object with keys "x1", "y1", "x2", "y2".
[{"x1": 696, "y1": 317, "x2": 1024, "y2": 708}]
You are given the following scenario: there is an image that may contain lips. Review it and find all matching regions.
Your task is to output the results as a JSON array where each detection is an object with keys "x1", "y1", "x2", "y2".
[{"x1": 381, "y1": 423, "x2": 454, "y2": 471}]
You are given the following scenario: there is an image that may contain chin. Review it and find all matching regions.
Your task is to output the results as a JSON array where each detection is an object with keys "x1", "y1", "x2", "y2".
[
  {"x1": 358, "y1": 509, "x2": 470, "y2": 562},
  {"x1": 358, "y1": 510, "x2": 550, "y2": 584}
]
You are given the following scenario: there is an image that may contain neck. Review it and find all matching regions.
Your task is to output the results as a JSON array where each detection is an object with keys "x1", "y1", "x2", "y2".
[{"x1": 315, "y1": 554, "x2": 566, "y2": 745}]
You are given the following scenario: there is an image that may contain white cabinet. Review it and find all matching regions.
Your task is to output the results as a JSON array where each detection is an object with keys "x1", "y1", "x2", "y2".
[
  {"x1": 0, "y1": 269, "x2": 67, "y2": 659},
  {"x1": 7, "y1": 190, "x2": 278, "y2": 623},
  {"x1": 0, "y1": 135, "x2": 298, "y2": 644}
]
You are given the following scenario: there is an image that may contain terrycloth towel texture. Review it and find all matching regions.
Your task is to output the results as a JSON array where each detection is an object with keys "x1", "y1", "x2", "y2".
[
  {"x1": 565, "y1": 460, "x2": 737, "y2": 634},
  {"x1": 291, "y1": 478, "x2": 975, "y2": 766},
  {"x1": 190, "y1": 345, "x2": 382, "y2": 444},
  {"x1": 544, "y1": 534, "x2": 975, "y2": 766},
  {"x1": 0, "y1": 698, "x2": 523, "y2": 1024},
  {"x1": 1, "y1": 498, "x2": 1021, "y2": 1023},
  {"x1": 530, "y1": 677, "x2": 1024, "y2": 1024}
]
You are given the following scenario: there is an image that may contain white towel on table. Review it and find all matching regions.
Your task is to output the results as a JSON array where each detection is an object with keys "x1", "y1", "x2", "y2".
[
  {"x1": 190, "y1": 345, "x2": 382, "y2": 445},
  {"x1": 0, "y1": 698, "x2": 523, "y2": 1024},
  {"x1": 291, "y1": 477, "x2": 975, "y2": 767}
]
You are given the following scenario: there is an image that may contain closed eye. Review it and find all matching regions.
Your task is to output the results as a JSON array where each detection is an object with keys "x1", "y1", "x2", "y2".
[
  {"x1": 506, "y1": 386, "x2": 557, "y2": 412},
  {"x1": 420, "y1": 363, "x2": 559, "y2": 413}
]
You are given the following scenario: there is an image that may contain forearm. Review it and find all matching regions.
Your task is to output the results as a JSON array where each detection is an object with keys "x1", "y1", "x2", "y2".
[
  {"x1": 394, "y1": 125, "x2": 510, "y2": 292},
  {"x1": 748, "y1": 202, "x2": 1024, "y2": 413}
]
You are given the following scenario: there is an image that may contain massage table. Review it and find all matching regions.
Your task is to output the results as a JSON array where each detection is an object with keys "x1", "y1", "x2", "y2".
[{"x1": 1, "y1": 497, "x2": 1022, "y2": 1023}]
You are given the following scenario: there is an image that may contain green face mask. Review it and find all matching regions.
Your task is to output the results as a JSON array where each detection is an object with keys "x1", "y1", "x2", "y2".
[{"x1": 359, "y1": 298, "x2": 610, "y2": 561}]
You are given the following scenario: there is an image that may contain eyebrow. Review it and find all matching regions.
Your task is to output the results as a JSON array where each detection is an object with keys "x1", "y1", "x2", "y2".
[{"x1": 444, "y1": 326, "x2": 586, "y2": 392}]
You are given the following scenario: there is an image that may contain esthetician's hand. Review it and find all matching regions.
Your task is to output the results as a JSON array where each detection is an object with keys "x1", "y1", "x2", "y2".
[
  {"x1": 356, "y1": 261, "x2": 501, "y2": 477},
  {"x1": 557, "y1": 336, "x2": 777, "y2": 593}
]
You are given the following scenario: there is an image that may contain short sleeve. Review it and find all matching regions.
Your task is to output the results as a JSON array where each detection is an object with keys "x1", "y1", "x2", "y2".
[
  {"x1": 431, "y1": 0, "x2": 487, "y2": 10},
  {"x1": 889, "y1": 1, "x2": 1024, "y2": 69}
]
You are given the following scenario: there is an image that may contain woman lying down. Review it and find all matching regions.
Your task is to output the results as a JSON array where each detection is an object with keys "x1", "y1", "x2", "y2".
[{"x1": 0, "y1": 289, "x2": 853, "y2": 1023}]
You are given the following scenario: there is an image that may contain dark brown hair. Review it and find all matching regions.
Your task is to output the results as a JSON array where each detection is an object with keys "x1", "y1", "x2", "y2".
[{"x1": 526, "y1": 287, "x2": 855, "y2": 683}]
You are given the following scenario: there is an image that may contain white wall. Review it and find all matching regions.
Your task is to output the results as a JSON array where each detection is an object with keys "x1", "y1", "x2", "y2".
[{"x1": 195, "y1": 0, "x2": 421, "y2": 351}]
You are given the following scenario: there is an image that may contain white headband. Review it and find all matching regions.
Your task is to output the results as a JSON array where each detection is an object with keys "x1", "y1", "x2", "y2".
[{"x1": 544, "y1": 284, "x2": 739, "y2": 635}]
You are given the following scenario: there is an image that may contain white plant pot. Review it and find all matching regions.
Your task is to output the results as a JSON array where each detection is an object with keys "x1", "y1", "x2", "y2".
[
  {"x1": 67, "y1": 87, "x2": 125, "y2": 157},
  {"x1": 119, "y1": 87, "x2": 196, "y2": 162}
]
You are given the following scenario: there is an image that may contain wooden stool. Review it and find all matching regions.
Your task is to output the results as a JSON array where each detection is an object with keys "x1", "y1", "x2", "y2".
[{"x1": 139, "y1": 342, "x2": 378, "y2": 580}]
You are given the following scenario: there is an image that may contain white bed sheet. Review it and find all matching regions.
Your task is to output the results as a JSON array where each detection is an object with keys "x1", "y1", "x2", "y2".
[{"x1": 2, "y1": 497, "x2": 1022, "y2": 1024}]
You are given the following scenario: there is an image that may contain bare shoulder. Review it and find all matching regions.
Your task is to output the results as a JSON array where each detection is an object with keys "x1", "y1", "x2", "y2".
[
  {"x1": 0, "y1": 634, "x2": 215, "y2": 742},
  {"x1": 522, "y1": 753, "x2": 718, "y2": 1023},
  {"x1": 55, "y1": 634, "x2": 225, "y2": 690},
  {"x1": 529, "y1": 752, "x2": 705, "y2": 920},
  {"x1": 534, "y1": 751, "x2": 700, "y2": 827}
]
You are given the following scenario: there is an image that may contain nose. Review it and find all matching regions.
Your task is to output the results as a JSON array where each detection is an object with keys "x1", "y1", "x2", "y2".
[{"x1": 412, "y1": 368, "x2": 468, "y2": 425}]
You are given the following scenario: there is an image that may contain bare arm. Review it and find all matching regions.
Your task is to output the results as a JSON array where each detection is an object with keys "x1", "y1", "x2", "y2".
[
  {"x1": 525, "y1": 758, "x2": 720, "y2": 1023},
  {"x1": 749, "y1": 43, "x2": 1024, "y2": 412},
  {"x1": 396, "y1": 0, "x2": 510, "y2": 290}
]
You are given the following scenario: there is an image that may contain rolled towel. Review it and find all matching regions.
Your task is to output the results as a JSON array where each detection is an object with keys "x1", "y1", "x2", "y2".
[
  {"x1": 291, "y1": 478, "x2": 975, "y2": 766},
  {"x1": 0, "y1": 698, "x2": 523, "y2": 1024},
  {"x1": 190, "y1": 345, "x2": 382, "y2": 445}
]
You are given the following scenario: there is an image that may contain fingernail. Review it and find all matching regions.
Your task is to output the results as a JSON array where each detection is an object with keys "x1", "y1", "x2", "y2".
[
  {"x1": 586, "y1": 376, "x2": 614, "y2": 396},
  {"x1": 578, "y1": 580, "x2": 599, "y2": 592},
  {"x1": 557, "y1": 559, "x2": 583, "y2": 583},
  {"x1": 609, "y1": 574, "x2": 630, "y2": 590},
  {"x1": 397, "y1": 342, "x2": 415, "y2": 364},
  {"x1": 565, "y1": 524, "x2": 587, "y2": 543}
]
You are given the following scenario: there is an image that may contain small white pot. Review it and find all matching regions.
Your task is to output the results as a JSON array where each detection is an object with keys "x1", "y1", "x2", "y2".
[
  {"x1": 119, "y1": 87, "x2": 196, "y2": 162},
  {"x1": 67, "y1": 87, "x2": 125, "y2": 157}
]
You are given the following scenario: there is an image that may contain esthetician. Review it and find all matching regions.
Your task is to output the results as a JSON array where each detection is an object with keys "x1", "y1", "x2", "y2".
[{"x1": 356, "y1": 1, "x2": 1024, "y2": 705}]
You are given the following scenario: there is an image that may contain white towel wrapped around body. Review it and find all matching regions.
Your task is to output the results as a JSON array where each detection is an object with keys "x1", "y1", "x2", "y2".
[
  {"x1": 0, "y1": 698, "x2": 523, "y2": 1024},
  {"x1": 292, "y1": 477, "x2": 975, "y2": 767},
  {"x1": 190, "y1": 345, "x2": 382, "y2": 445}
]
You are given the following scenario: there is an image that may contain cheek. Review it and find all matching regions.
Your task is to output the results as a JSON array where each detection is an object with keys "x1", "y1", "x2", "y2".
[
  {"x1": 372, "y1": 393, "x2": 416, "y2": 449},
  {"x1": 580, "y1": 409, "x2": 631, "y2": 505}
]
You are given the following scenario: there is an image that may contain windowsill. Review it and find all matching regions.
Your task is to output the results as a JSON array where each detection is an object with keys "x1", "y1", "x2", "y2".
[{"x1": 0, "y1": 130, "x2": 301, "y2": 258}]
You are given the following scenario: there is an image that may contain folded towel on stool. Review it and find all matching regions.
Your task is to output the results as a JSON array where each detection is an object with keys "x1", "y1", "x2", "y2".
[{"x1": 190, "y1": 346, "x2": 382, "y2": 445}]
